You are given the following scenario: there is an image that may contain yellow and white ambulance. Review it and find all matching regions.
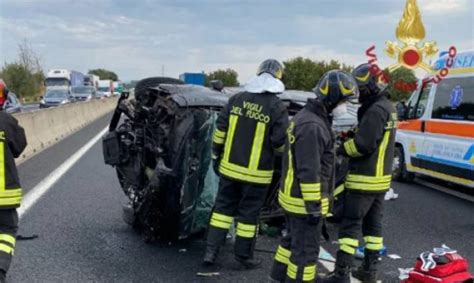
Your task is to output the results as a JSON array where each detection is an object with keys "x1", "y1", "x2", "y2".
[{"x1": 393, "y1": 50, "x2": 474, "y2": 189}]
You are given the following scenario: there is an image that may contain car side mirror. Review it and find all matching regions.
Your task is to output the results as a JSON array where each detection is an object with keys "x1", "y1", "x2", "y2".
[{"x1": 396, "y1": 102, "x2": 408, "y2": 121}]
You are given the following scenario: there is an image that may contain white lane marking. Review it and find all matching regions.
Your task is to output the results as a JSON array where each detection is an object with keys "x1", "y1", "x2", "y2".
[
  {"x1": 18, "y1": 127, "x2": 108, "y2": 219},
  {"x1": 319, "y1": 247, "x2": 362, "y2": 283}
]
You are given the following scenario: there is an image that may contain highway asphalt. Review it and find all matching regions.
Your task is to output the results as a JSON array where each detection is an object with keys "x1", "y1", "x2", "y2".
[{"x1": 9, "y1": 114, "x2": 474, "y2": 282}]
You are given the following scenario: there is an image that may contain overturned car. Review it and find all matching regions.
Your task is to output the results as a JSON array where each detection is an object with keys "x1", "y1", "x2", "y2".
[{"x1": 103, "y1": 77, "x2": 358, "y2": 242}]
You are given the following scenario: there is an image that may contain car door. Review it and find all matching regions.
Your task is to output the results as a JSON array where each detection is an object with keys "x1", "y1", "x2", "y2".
[{"x1": 397, "y1": 81, "x2": 432, "y2": 172}]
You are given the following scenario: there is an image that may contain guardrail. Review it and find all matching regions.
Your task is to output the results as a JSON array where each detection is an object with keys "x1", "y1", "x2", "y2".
[{"x1": 14, "y1": 98, "x2": 117, "y2": 164}]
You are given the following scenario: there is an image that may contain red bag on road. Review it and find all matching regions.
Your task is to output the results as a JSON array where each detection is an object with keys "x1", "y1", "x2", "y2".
[{"x1": 404, "y1": 252, "x2": 473, "y2": 283}]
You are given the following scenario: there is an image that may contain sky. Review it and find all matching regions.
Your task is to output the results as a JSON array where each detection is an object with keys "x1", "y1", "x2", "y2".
[{"x1": 0, "y1": 0, "x2": 473, "y2": 82}]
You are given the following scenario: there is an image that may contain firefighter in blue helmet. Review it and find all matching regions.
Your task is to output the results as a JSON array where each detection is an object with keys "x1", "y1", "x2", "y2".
[
  {"x1": 323, "y1": 64, "x2": 397, "y2": 283},
  {"x1": 0, "y1": 80, "x2": 27, "y2": 282},
  {"x1": 203, "y1": 59, "x2": 289, "y2": 269},
  {"x1": 270, "y1": 70, "x2": 359, "y2": 282}
]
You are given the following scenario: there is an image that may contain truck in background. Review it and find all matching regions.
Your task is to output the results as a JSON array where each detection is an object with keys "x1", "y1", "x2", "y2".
[
  {"x1": 97, "y1": 80, "x2": 113, "y2": 98},
  {"x1": 179, "y1": 72, "x2": 206, "y2": 86},
  {"x1": 44, "y1": 69, "x2": 84, "y2": 92},
  {"x1": 112, "y1": 81, "x2": 123, "y2": 96},
  {"x1": 84, "y1": 74, "x2": 100, "y2": 90}
]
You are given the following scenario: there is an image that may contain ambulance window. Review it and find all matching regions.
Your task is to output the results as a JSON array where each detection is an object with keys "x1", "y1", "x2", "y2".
[
  {"x1": 407, "y1": 82, "x2": 431, "y2": 119},
  {"x1": 432, "y1": 77, "x2": 474, "y2": 121}
]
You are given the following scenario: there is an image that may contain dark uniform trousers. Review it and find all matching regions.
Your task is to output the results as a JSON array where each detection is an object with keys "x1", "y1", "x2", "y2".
[
  {"x1": 336, "y1": 191, "x2": 384, "y2": 265},
  {"x1": 271, "y1": 216, "x2": 321, "y2": 282},
  {"x1": 0, "y1": 209, "x2": 18, "y2": 273},
  {"x1": 207, "y1": 177, "x2": 268, "y2": 258}
]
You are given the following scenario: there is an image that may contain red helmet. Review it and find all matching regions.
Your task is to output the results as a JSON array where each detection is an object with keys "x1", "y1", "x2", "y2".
[{"x1": 0, "y1": 79, "x2": 8, "y2": 108}]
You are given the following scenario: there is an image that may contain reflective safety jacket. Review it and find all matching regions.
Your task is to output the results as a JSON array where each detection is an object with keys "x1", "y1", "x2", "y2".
[
  {"x1": 0, "y1": 111, "x2": 27, "y2": 208},
  {"x1": 339, "y1": 95, "x2": 397, "y2": 193},
  {"x1": 212, "y1": 91, "x2": 288, "y2": 185},
  {"x1": 279, "y1": 99, "x2": 334, "y2": 216}
]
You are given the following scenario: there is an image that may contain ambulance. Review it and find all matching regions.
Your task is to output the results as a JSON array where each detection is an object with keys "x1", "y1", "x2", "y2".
[{"x1": 393, "y1": 50, "x2": 474, "y2": 189}]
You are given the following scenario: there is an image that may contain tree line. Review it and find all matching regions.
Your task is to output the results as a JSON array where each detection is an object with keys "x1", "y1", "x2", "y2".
[{"x1": 205, "y1": 57, "x2": 416, "y2": 102}]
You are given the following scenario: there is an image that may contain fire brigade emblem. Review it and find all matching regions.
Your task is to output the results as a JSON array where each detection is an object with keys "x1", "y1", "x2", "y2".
[{"x1": 384, "y1": 0, "x2": 438, "y2": 72}]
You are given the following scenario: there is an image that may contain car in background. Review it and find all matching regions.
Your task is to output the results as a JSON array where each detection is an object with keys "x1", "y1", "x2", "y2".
[
  {"x1": 40, "y1": 89, "x2": 76, "y2": 108},
  {"x1": 224, "y1": 87, "x2": 359, "y2": 131},
  {"x1": 5, "y1": 92, "x2": 23, "y2": 114},
  {"x1": 72, "y1": 86, "x2": 95, "y2": 102}
]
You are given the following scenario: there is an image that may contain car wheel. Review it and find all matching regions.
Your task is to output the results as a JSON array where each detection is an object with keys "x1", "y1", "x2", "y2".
[
  {"x1": 392, "y1": 146, "x2": 414, "y2": 182},
  {"x1": 134, "y1": 77, "x2": 184, "y2": 102}
]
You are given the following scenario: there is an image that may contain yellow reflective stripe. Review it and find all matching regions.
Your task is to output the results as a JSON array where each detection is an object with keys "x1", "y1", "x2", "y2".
[
  {"x1": 341, "y1": 244, "x2": 357, "y2": 255},
  {"x1": 278, "y1": 192, "x2": 307, "y2": 215},
  {"x1": 274, "y1": 245, "x2": 291, "y2": 264},
  {"x1": 346, "y1": 174, "x2": 391, "y2": 183},
  {"x1": 287, "y1": 261, "x2": 298, "y2": 279},
  {"x1": 0, "y1": 141, "x2": 4, "y2": 191},
  {"x1": 248, "y1": 122, "x2": 266, "y2": 171},
  {"x1": 364, "y1": 236, "x2": 383, "y2": 244},
  {"x1": 223, "y1": 115, "x2": 238, "y2": 163},
  {"x1": 345, "y1": 181, "x2": 391, "y2": 191},
  {"x1": 321, "y1": 198, "x2": 329, "y2": 216},
  {"x1": 366, "y1": 243, "x2": 384, "y2": 251},
  {"x1": 301, "y1": 193, "x2": 321, "y2": 201},
  {"x1": 0, "y1": 234, "x2": 16, "y2": 247},
  {"x1": 303, "y1": 265, "x2": 317, "y2": 281},
  {"x1": 214, "y1": 128, "x2": 226, "y2": 139},
  {"x1": 219, "y1": 161, "x2": 273, "y2": 184},
  {"x1": 346, "y1": 174, "x2": 392, "y2": 191},
  {"x1": 0, "y1": 197, "x2": 22, "y2": 206},
  {"x1": 376, "y1": 131, "x2": 391, "y2": 177},
  {"x1": 344, "y1": 139, "x2": 362, "y2": 157},
  {"x1": 212, "y1": 135, "x2": 225, "y2": 145},
  {"x1": 0, "y1": 243, "x2": 13, "y2": 255},
  {"x1": 300, "y1": 183, "x2": 321, "y2": 193},
  {"x1": 210, "y1": 212, "x2": 233, "y2": 230},
  {"x1": 211, "y1": 212, "x2": 233, "y2": 223},
  {"x1": 340, "y1": 237, "x2": 359, "y2": 254},
  {"x1": 283, "y1": 149, "x2": 294, "y2": 195},
  {"x1": 364, "y1": 236, "x2": 383, "y2": 251},
  {"x1": 301, "y1": 183, "x2": 321, "y2": 201},
  {"x1": 275, "y1": 144, "x2": 285, "y2": 153},
  {"x1": 236, "y1": 222, "x2": 257, "y2": 238},
  {"x1": 334, "y1": 184, "x2": 345, "y2": 197},
  {"x1": 213, "y1": 128, "x2": 226, "y2": 144},
  {"x1": 339, "y1": 237, "x2": 359, "y2": 247}
]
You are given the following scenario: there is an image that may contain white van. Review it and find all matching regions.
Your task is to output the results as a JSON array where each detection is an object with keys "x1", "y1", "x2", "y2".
[{"x1": 393, "y1": 50, "x2": 474, "y2": 189}]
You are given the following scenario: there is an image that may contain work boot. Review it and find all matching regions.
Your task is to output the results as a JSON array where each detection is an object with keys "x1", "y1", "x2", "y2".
[
  {"x1": 323, "y1": 263, "x2": 351, "y2": 283},
  {"x1": 235, "y1": 255, "x2": 262, "y2": 269},
  {"x1": 202, "y1": 245, "x2": 220, "y2": 266},
  {"x1": 352, "y1": 250, "x2": 380, "y2": 283}
]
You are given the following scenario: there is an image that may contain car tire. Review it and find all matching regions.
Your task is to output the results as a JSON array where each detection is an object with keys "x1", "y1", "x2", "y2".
[
  {"x1": 393, "y1": 146, "x2": 414, "y2": 182},
  {"x1": 134, "y1": 77, "x2": 184, "y2": 101}
]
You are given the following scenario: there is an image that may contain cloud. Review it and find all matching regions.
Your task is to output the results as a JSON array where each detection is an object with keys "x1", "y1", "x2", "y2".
[{"x1": 418, "y1": 0, "x2": 469, "y2": 14}]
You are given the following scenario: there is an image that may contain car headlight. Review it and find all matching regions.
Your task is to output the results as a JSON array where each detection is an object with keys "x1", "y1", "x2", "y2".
[{"x1": 61, "y1": 100, "x2": 68, "y2": 104}]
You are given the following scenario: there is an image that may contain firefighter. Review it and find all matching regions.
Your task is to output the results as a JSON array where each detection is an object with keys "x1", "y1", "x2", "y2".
[
  {"x1": 270, "y1": 70, "x2": 359, "y2": 283},
  {"x1": 0, "y1": 80, "x2": 27, "y2": 282},
  {"x1": 203, "y1": 59, "x2": 289, "y2": 269},
  {"x1": 323, "y1": 64, "x2": 397, "y2": 283}
]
